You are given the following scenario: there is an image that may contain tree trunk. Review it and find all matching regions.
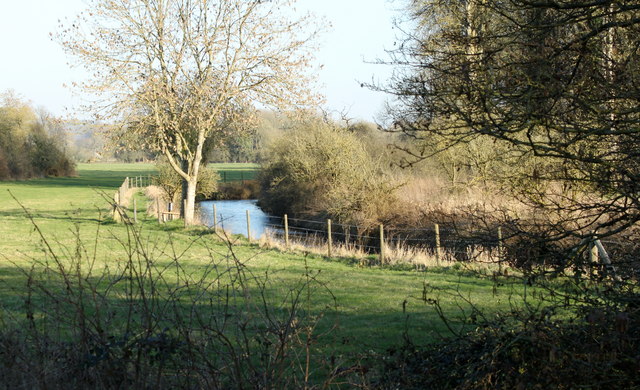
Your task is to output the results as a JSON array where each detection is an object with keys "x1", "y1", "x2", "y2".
[
  {"x1": 183, "y1": 177, "x2": 198, "y2": 226},
  {"x1": 180, "y1": 156, "x2": 202, "y2": 226}
]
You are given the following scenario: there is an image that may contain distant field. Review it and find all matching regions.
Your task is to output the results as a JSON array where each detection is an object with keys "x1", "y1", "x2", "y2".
[
  {"x1": 0, "y1": 163, "x2": 530, "y2": 373},
  {"x1": 208, "y1": 162, "x2": 260, "y2": 182},
  {"x1": 73, "y1": 162, "x2": 260, "y2": 184}
]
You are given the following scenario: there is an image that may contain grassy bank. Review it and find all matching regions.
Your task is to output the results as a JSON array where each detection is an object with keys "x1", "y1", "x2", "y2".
[{"x1": 0, "y1": 163, "x2": 528, "y2": 386}]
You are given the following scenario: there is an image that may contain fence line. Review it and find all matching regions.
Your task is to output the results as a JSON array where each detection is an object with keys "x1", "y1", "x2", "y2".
[
  {"x1": 253, "y1": 214, "x2": 505, "y2": 264},
  {"x1": 109, "y1": 178, "x2": 621, "y2": 272},
  {"x1": 251, "y1": 214, "x2": 625, "y2": 274}
]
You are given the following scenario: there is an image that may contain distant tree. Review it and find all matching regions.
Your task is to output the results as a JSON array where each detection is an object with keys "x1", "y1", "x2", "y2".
[
  {"x1": 58, "y1": 0, "x2": 324, "y2": 225},
  {"x1": 0, "y1": 91, "x2": 76, "y2": 179}
]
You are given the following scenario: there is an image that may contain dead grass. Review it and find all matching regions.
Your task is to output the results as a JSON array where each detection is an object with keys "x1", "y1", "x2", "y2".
[
  {"x1": 258, "y1": 229, "x2": 505, "y2": 273},
  {"x1": 394, "y1": 175, "x2": 532, "y2": 225}
]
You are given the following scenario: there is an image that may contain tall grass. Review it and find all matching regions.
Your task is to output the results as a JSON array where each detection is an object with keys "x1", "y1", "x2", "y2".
[
  {"x1": 0, "y1": 203, "x2": 339, "y2": 389},
  {"x1": 258, "y1": 230, "x2": 505, "y2": 274}
]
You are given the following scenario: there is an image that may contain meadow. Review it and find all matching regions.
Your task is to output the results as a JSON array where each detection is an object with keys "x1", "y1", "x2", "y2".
[{"x1": 0, "y1": 163, "x2": 529, "y2": 387}]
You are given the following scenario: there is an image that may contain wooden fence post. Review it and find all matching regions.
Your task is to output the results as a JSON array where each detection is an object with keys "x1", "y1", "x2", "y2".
[
  {"x1": 157, "y1": 198, "x2": 161, "y2": 223},
  {"x1": 435, "y1": 223, "x2": 442, "y2": 265},
  {"x1": 497, "y1": 226, "x2": 503, "y2": 273},
  {"x1": 284, "y1": 214, "x2": 290, "y2": 248},
  {"x1": 213, "y1": 204, "x2": 218, "y2": 230},
  {"x1": 327, "y1": 219, "x2": 332, "y2": 258},
  {"x1": 133, "y1": 198, "x2": 138, "y2": 224},
  {"x1": 593, "y1": 239, "x2": 621, "y2": 281},
  {"x1": 589, "y1": 237, "x2": 599, "y2": 279},
  {"x1": 246, "y1": 210, "x2": 252, "y2": 242},
  {"x1": 589, "y1": 233, "x2": 599, "y2": 265},
  {"x1": 379, "y1": 224, "x2": 385, "y2": 264},
  {"x1": 113, "y1": 192, "x2": 121, "y2": 222}
]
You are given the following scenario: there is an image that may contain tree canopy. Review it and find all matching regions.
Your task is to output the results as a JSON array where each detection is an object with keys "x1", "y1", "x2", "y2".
[
  {"x1": 58, "y1": 0, "x2": 323, "y2": 224},
  {"x1": 386, "y1": 0, "x2": 640, "y2": 243}
]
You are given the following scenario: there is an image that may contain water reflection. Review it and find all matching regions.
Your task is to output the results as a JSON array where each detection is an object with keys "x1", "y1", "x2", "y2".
[{"x1": 199, "y1": 199, "x2": 274, "y2": 239}]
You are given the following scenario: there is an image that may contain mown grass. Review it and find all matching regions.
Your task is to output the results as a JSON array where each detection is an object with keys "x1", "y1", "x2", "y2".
[
  {"x1": 212, "y1": 162, "x2": 260, "y2": 182},
  {"x1": 0, "y1": 163, "x2": 528, "y2": 358}
]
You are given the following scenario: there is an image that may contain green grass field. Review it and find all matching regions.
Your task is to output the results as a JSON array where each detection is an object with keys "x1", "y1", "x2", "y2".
[
  {"x1": 0, "y1": 163, "x2": 530, "y2": 385},
  {"x1": 212, "y1": 162, "x2": 260, "y2": 182}
]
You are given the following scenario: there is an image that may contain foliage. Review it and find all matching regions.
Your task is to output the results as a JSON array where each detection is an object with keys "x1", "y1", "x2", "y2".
[
  {"x1": 215, "y1": 180, "x2": 261, "y2": 200},
  {"x1": 57, "y1": 0, "x2": 324, "y2": 225},
  {"x1": 369, "y1": 4, "x2": 640, "y2": 386},
  {"x1": 353, "y1": 277, "x2": 640, "y2": 389},
  {"x1": 383, "y1": 0, "x2": 640, "y2": 269},
  {"x1": 154, "y1": 161, "x2": 219, "y2": 203},
  {"x1": 0, "y1": 206, "x2": 337, "y2": 389},
  {"x1": 259, "y1": 117, "x2": 398, "y2": 230},
  {"x1": 0, "y1": 91, "x2": 76, "y2": 180},
  {"x1": 207, "y1": 130, "x2": 260, "y2": 163}
]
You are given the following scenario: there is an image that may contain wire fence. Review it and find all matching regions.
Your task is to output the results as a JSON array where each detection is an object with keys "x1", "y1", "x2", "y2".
[
  {"x1": 114, "y1": 170, "x2": 260, "y2": 202},
  {"x1": 110, "y1": 176, "x2": 634, "y2": 274},
  {"x1": 219, "y1": 170, "x2": 258, "y2": 183},
  {"x1": 212, "y1": 211, "x2": 638, "y2": 277},
  {"x1": 208, "y1": 212, "x2": 506, "y2": 265}
]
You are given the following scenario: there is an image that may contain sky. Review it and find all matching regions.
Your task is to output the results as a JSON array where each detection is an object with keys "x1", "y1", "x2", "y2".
[{"x1": 0, "y1": 0, "x2": 402, "y2": 123}]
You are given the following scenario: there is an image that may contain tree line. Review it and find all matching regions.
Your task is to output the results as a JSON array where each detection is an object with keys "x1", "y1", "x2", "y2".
[{"x1": 0, "y1": 92, "x2": 75, "y2": 180}]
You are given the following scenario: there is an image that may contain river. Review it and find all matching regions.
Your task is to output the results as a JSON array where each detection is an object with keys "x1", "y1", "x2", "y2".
[{"x1": 199, "y1": 199, "x2": 275, "y2": 239}]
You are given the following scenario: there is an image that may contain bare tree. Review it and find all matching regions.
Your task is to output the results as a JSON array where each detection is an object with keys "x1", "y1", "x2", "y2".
[
  {"x1": 384, "y1": 1, "x2": 640, "y2": 245},
  {"x1": 58, "y1": 0, "x2": 323, "y2": 224}
]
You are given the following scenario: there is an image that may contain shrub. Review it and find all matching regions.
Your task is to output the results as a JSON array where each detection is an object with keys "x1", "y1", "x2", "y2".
[
  {"x1": 345, "y1": 275, "x2": 640, "y2": 389},
  {"x1": 28, "y1": 128, "x2": 76, "y2": 177},
  {"x1": 215, "y1": 180, "x2": 261, "y2": 200},
  {"x1": 259, "y1": 118, "x2": 397, "y2": 230},
  {"x1": 360, "y1": 303, "x2": 640, "y2": 389},
  {"x1": 0, "y1": 93, "x2": 76, "y2": 179},
  {"x1": 154, "y1": 161, "x2": 220, "y2": 203}
]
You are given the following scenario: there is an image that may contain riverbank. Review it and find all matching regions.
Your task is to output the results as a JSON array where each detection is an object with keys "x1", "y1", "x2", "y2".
[{"x1": 211, "y1": 179, "x2": 260, "y2": 200}]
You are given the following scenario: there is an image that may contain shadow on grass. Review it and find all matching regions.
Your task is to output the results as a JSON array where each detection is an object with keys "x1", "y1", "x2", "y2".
[
  {"x1": 4, "y1": 169, "x2": 153, "y2": 189},
  {"x1": 0, "y1": 208, "x2": 109, "y2": 224}
]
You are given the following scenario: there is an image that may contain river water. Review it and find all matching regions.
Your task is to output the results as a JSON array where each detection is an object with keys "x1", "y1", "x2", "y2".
[{"x1": 199, "y1": 199, "x2": 275, "y2": 239}]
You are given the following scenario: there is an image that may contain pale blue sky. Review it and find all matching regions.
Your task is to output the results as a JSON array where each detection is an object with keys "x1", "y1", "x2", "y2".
[{"x1": 0, "y1": 0, "x2": 401, "y2": 122}]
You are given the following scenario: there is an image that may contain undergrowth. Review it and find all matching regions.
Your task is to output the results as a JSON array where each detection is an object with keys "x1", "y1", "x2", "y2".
[{"x1": 0, "y1": 203, "x2": 340, "y2": 389}]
